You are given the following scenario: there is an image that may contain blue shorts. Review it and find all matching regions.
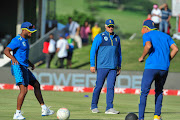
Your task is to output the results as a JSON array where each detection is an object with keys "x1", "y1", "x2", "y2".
[{"x1": 11, "y1": 64, "x2": 36, "y2": 86}]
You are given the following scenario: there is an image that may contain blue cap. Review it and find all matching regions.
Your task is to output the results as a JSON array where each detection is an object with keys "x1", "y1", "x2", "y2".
[
  {"x1": 21, "y1": 22, "x2": 37, "y2": 33},
  {"x1": 59, "y1": 34, "x2": 64, "y2": 38},
  {"x1": 105, "y1": 19, "x2": 114, "y2": 26},
  {"x1": 143, "y1": 20, "x2": 157, "y2": 30},
  {"x1": 65, "y1": 33, "x2": 69, "y2": 38}
]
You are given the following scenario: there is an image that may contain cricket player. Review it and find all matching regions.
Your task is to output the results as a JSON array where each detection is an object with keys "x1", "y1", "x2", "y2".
[
  {"x1": 90, "y1": 19, "x2": 122, "y2": 114},
  {"x1": 138, "y1": 20, "x2": 178, "y2": 120},
  {"x1": 4, "y1": 22, "x2": 54, "y2": 119}
]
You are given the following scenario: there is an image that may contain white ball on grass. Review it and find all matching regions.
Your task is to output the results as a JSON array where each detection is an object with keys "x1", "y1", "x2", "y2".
[{"x1": 57, "y1": 108, "x2": 70, "y2": 120}]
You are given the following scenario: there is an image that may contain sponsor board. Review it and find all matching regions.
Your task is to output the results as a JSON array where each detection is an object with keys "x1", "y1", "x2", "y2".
[
  {"x1": 0, "y1": 83, "x2": 180, "y2": 96},
  {"x1": 0, "y1": 67, "x2": 180, "y2": 89}
]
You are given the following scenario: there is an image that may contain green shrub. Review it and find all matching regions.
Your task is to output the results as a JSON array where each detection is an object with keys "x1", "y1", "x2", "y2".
[{"x1": 56, "y1": 10, "x2": 96, "y2": 26}]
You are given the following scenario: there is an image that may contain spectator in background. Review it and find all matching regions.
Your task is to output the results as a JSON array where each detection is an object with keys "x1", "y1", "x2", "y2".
[
  {"x1": 91, "y1": 22, "x2": 101, "y2": 42},
  {"x1": 42, "y1": 37, "x2": 49, "y2": 68},
  {"x1": 80, "y1": 21, "x2": 91, "y2": 45},
  {"x1": 151, "y1": 4, "x2": 162, "y2": 29},
  {"x1": 145, "y1": 14, "x2": 151, "y2": 21},
  {"x1": 56, "y1": 35, "x2": 69, "y2": 68},
  {"x1": 66, "y1": 17, "x2": 82, "y2": 48},
  {"x1": 159, "y1": 3, "x2": 172, "y2": 34},
  {"x1": 47, "y1": 34, "x2": 56, "y2": 68},
  {"x1": 167, "y1": 21, "x2": 171, "y2": 35},
  {"x1": 65, "y1": 33, "x2": 74, "y2": 69}
]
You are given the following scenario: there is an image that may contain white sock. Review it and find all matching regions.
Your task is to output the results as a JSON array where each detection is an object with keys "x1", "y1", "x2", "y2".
[
  {"x1": 41, "y1": 104, "x2": 47, "y2": 110},
  {"x1": 16, "y1": 110, "x2": 21, "y2": 114}
]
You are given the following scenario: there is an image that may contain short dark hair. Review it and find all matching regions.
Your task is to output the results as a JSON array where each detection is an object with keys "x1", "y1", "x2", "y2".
[
  {"x1": 68, "y1": 17, "x2": 72, "y2": 20},
  {"x1": 50, "y1": 33, "x2": 54, "y2": 36}
]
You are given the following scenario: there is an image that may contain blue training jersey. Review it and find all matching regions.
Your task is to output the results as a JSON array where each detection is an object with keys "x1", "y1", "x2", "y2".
[
  {"x1": 143, "y1": 30, "x2": 175, "y2": 70},
  {"x1": 90, "y1": 31, "x2": 122, "y2": 69},
  {"x1": 7, "y1": 35, "x2": 29, "y2": 67}
]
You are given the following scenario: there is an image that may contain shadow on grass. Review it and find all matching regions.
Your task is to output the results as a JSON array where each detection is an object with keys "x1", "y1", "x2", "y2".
[{"x1": 72, "y1": 62, "x2": 90, "y2": 69}]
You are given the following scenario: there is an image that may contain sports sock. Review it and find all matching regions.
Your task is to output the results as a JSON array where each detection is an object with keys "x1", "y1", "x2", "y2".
[
  {"x1": 41, "y1": 104, "x2": 47, "y2": 110},
  {"x1": 16, "y1": 110, "x2": 21, "y2": 114}
]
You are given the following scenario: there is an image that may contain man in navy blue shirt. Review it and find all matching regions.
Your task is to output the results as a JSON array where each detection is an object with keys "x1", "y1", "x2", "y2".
[
  {"x1": 90, "y1": 19, "x2": 122, "y2": 114},
  {"x1": 159, "y1": 3, "x2": 172, "y2": 34},
  {"x1": 4, "y1": 22, "x2": 54, "y2": 119},
  {"x1": 139, "y1": 20, "x2": 178, "y2": 120}
]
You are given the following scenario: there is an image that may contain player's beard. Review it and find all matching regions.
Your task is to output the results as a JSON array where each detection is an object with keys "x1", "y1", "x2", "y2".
[{"x1": 25, "y1": 33, "x2": 31, "y2": 39}]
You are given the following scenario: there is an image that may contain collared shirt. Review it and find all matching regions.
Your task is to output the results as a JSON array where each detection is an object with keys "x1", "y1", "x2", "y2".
[
  {"x1": 67, "y1": 21, "x2": 80, "y2": 36},
  {"x1": 151, "y1": 8, "x2": 162, "y2": 23},
  {"x1": 56, "y1": 38, "x2": 68, "y2": 58},
  {"x1": 48, "y1": 39, "x2": 56, "y2": 53},
  {"x1": 7, "y1": 35, "x2": 29, "y2": 67},
  {"x1": 90, "y1": 31, "x2": 122, "y2": 69},
  {"x1": 92, "y1": 26, "x2": 101, "y2": 40},
  {"x1": 143, "y1": 30, "x2": 175, "y2": 70},
  {"x1": 161, "y1": 8, "x2": 171, "y2": 20},
  {"x1": 80, "y1": 26, "x2": 91, "y2": 39}
]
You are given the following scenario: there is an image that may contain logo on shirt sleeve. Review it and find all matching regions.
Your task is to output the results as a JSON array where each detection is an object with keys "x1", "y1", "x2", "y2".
[{"x1": 18, "y1": 37, "x2": 22, "y2": 41}]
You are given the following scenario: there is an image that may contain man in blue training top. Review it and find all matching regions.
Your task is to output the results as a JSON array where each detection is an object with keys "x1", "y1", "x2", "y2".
[
  {"x1": 90, "y1": 19, "x2": 122, "y2": 114},
  {"x1": 138, "y1": 20, "x2": 178, "y2": 120},
  {"x1": 4, "y1": 22, "x2": 54, "y2": 120}
]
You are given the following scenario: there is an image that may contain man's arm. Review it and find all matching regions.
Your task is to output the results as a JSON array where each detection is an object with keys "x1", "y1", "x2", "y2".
[
  {"x1": 139, "y1": 41, "x2": 152, "y2": 62},
  {"x1": 159, "y1": 3, "x2": 166, "y2": 10},
  {"x1": 90, "y1": 34, "x2": 102, "y2": 73},
  {"x1": 116, "y1": 67, "x2": 121, "y2": 76},
  {"x1": 4, "y1": 47, "x2": 18, "y2": 65},
  {"x1": 170, "y1": 43, "x2": 178, "y2": 61},
  {"x1": 56, "y1": 40, "x2": 60, "y2": 53},
  {"x1": 117, "y1": 38, "x2": 122, "y2": 76},
  {"x1": 28, "y1": 60, "x2": 35, "y2": 70},
  {"x1": 76, "y1": 27, "x2": 80, "y2": 35},
  {"x1": 56, "y1": 48, "x2": 60, "y2": 53},
  {"x1": 167, "y1": 15, "x2": 171, "y2": 22}
]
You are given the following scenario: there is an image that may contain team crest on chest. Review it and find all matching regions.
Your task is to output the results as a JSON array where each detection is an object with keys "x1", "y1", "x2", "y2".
[
  {"x1": 115, "y1": 38, "x2": 117, "y2": 42},
  {"x1": 104, "y1": 36, "x2": 108, "y2": 41},
  {"x1": 22, "y1": 41, "x2": 26, "y2": 46}
]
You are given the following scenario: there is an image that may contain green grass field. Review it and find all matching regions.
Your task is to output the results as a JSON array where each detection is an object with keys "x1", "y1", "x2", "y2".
[
  {"x1": 38, "y1": 39, "x2": 180, "y2": 72},
  {"x1": 0, "y1": 90, "x2": 180, "y2": 120},
  {"x1": 36, "y1": 0, "x2": 180, "y2": 72}
]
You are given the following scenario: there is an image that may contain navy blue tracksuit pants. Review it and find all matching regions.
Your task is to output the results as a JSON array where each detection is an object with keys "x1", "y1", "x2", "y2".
[
  {"x1": 139, "y1": 69, "x2": 168, "y2": 120},
  {"x1": 91, "y1": 68, "x2": 117, "y2": 110}
]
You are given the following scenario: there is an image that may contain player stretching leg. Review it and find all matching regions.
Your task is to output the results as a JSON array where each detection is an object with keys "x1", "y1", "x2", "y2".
[{"x1": 4, "y1": 22, "x2": 54, "y2": 120}]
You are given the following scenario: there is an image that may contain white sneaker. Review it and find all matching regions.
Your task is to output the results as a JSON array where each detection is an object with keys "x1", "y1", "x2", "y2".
[
  {"x1": 13, "y1": 112, "x2": 25, "y2": 119},
  {"x1": 105, "y1": 108, "x2": 120, "y2": 114},
  {"x1": 42, "y1": 106, "x2": 54, "y2": 116},
  {"x1": 91, "y1": 108, "x2": 100, "y2": 113}
]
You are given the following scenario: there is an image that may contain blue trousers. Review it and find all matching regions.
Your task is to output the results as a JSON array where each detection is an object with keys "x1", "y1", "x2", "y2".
[
  {"x1": 91, "y1": 68, "x2": 117, "y2": 110},
  {"x1": 139, "y1": 69, "x2": 168, "y2": 120},
  {"x1": 159, "y1": 20, "x2": 169, "y2": 34}
]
